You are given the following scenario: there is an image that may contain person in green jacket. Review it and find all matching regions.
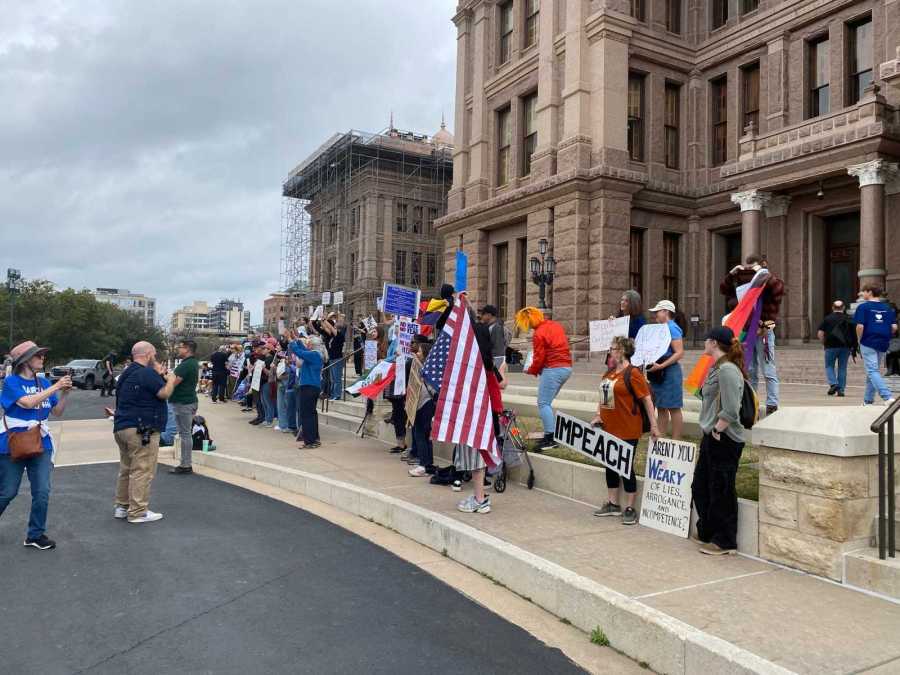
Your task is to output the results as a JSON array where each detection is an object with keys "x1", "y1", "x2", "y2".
[
  {"x1": 169, "y1": 339, "x2": 199, "y2": 475},
  {"x1": 693, "y1": 326, "x2": 747, "y2": 556}
]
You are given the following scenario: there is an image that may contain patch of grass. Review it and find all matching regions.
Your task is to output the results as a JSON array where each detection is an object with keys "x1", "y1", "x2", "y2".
[
  {"x1": 517, "y1": 414, "x2": 760, "y2": 501},
  {"x1": 590, "y1": 627, "x2": 610, "y2": 647}
]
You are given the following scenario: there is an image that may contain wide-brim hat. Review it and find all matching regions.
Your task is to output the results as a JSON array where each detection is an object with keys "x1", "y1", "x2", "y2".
[{"x1": 10, "y1": 340, "x2": 50, "y2": 368}]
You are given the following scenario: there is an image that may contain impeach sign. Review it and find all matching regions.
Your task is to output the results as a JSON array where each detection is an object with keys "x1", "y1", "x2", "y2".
[{"x1": 553, "y1": 412, "x2": 634, "y2": 479}]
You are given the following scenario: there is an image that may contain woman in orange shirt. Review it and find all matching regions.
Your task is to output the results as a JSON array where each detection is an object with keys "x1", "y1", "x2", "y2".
[{"x1": 590, "y1": 336, "x2": 659, "y2": 525}]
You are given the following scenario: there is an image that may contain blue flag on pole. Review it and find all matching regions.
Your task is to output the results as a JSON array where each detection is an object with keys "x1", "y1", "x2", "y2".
[{"x1": 455, "y1": 250, "x2": 468, "y2": 293}]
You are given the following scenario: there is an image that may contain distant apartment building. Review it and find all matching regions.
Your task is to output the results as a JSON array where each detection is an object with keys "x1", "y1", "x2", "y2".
[
  {"x1": 281, "y1": 123, "x2": 454, "y2": 321},
  {"x1": 263, "y1": 293, "x2": 304, "y2": 331},
  {"x1": 93, "y1": 288, "x2": 156, "y2": 325},
  {"x1": 171, "y1": 299, "x2": 250, "y2": 335}
]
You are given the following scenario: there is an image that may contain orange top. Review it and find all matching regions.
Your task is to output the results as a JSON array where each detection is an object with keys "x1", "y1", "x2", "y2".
[
  {"x1": 598, "y1": 367, "x2": 650, "y2": 442},
  {"x1": 526, "y1": 320, "x2": 572, "y2": 375}
]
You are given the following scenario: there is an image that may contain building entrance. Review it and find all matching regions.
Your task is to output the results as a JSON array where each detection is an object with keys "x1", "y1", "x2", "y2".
[{"x1": 824, "y1": 212, "x2": 860, "y2": 307}]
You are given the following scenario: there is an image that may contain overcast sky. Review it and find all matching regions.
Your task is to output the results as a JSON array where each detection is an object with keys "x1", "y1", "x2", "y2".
[{"x1": 0, "y1": 1, "x2": 457, "y2": 326}]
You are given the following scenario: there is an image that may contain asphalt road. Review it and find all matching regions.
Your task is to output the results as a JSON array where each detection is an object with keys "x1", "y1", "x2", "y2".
[
  {"x1": 0, "y1": 464, "x2": 585, "y2": 675},
  {"x1": 55, "y1": 387, "x2": 115, "y2": 420}
]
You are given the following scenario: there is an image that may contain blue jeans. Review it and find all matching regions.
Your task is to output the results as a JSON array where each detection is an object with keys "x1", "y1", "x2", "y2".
[
  {"x1": 537, "y1": 367, "x2": 572, "y2": 434},
  {"x1": 262, "y1": 383, "x2": 276, "y2": 424},
  {"x1": 160, "y1": 402, "x2": 178, "y2": 446},
  {"x1": 0, "y1": 451, "x2": 52, "y2": 540},
  {"x1": 748, "y1": 329, "x2": 779, "y2": 408},
  {"x1": 277, "y1": 382, "x2": 297, "y2": 430},
  {"x1": 861, "y1": 345, "x2": 892, "y2": 403},
  {"x1": 329, "y1": 359, "x2": 344, "y2": 399},
  {"x1": 824, "y1": 347, "x2": 850, "y2": 393}
]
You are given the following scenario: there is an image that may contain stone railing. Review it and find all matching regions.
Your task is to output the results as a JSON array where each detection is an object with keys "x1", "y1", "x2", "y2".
[{"x1": 722, "y1": 93, "x2": 900, "y2": 179}]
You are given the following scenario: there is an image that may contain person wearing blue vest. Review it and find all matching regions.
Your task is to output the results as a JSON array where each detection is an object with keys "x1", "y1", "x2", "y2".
[
  {"x1": 0, "y1": 341, "x2": 72, "y2": 550},
  {"x1": 854, "y1": 284, "x2": 898, "y2": 405},
  {"x1": 288, "y1": 333, "x2": 323, "y2": 449}
]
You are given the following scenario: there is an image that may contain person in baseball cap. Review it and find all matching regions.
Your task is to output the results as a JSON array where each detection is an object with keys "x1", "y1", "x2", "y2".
[
  {"x1": 647, "y1": 299, "x2": 686, "y2": 439},
  {"x1": 1, "y1": 340, "x2": 73, "y2": 550}
]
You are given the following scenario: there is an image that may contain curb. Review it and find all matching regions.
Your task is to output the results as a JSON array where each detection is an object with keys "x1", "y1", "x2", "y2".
[{"x1": 192, "y1": 452, "x2": 794, "y2": 675}]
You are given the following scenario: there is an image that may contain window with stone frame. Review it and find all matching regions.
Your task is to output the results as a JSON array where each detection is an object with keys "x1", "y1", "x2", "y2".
[
  {"x1": 711, "y1": 75, "x2": 728, "y2": 166},
  {"x1": 497, "y1": 106, "x2": 512, "y2": 186},
  {"x1": 808, "y1": 35, "x2": 830, "y2": 118},
  {"x1": 666, "y1": 0, "x2": 682, "y2": 34},
  {"x1": 411, "y1": 251, "x2": 422, "y2": 287},
  {"x1": 395, "y1": 202, "x2": 408, "y2": 233},
  {"x1": 426, "y1": 253, "x2": 437, "y2": 287},
  {"x1": 630, "y1": 0, "x2": 645, "y2": 22},
  {"x1": 412, "y1": 205, "x2": 423, "y2": 234},
  {"x1": 740, "y1": 0, "x2": 758, "y2": 13},
  {"x1": 847, "y1": 16, "x2": 873, "y2": 105},
  {"x1": 524, "y1": 0, "x2": 539, "y2": 49},
  {"x1": 627, "y1": 73, "x2": 645, "y2": 162},
  {"x1": 629, "y1": 229, "x2": 644, "y2": 295},
  {"x1": 665, "y1": 82, "x2": 681, "y2": 169},
  {"x1": 522, "y1": 92, "x2": 538, "y2": 176},
  {"x1": 394, "y1": 249, "x2": 406, "y2": 285},
  {"x1": 741, "y1": 62, "x2": 760, "y2": 133},
  {"x1": 711, "y1": 0, "x2": 728, "y2": 29},
  {"x1": 349, "y1": 252, "x2": 357, "y2": 281},
  {"x1": 427, "y1": 207, "x2": 439, "y2": 234},
  {"x1": 326, "y1": 257, "x2": 335, "y2": 287},
  {"x1": 663, "y1": 233, "x2": 680, "y2": 303},
  {"x1": 329, "y1": 213, "x2": 337, "y2": 244},
  {"x1": 495, "y1": 242, "x2": 509, "y2": 319},
  {"x1": 499, "y1": 1, "x2": 514, "y2": 65}
]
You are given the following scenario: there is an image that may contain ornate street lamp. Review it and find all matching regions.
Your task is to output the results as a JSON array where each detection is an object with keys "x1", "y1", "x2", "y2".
[{"x1": 530, "y1": 239, "x2": 555, "y2": 310}]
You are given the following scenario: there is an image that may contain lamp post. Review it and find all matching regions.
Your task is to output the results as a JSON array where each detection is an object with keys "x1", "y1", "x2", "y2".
[
  {"x1": 6, "y1": 268, "x2": 22, "y2": 350},
  {"x1": 529, "y1": 239, "x2": 555, "y2": 310}
]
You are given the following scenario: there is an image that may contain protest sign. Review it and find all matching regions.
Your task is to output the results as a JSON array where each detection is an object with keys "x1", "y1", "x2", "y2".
[
  {"x1": 382, "y1": 283, "x2": 421, "y2": 319},
  {"x1": 333, "y1": 290, "x2": 344, "y2": 305},
  {"x1": 398, "y1": 319, "x2": 420, "y2": 355},
  {"x1": 308, "y1": 306, "x2": 314, "y2": 318},
  {"x1": 364, "y1": 339, "x2": 378, "y2": 370},
  {"x1": 553, "y1": 412, "x2": 634, "y2": 478},
  {"x1": 363, "y1": 316, "x2": 378, "y2": 334},
  {"x1": 277, "y1": 320, "x2": 285, "y2": 336},
  {"x1": 393, "y1": 353, "x2": 406, "y2": 395},
  {"x1": 639, "y1": 438, "x2": 698, "y2": 538},
  {"x1": 376, "y1": 296, "x2": 383, "y2": 311},
  {"x1": 523, "y1": 349, "x2": 533, "y2": 372},
  {"x1": 311, "y1": 305, "x2": 324, "y2": 320},
  {"x1": 322, "y1": 292, "x2": 331, "y2": 305},
  {"x1": 589, "y1": 316, "x2": 630, "y2": 352},
  {"x1": 250, "y1": 359, "x2": 264, "y2": 392},
  {"x1": 455, "y1": 250, "x2": 468, "y2": 293},
  {"x1": 631, "y1": 323, "x2": 671, "y2": 367}
]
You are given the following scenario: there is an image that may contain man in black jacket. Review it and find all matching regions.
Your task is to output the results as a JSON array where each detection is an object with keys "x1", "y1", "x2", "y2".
[
  {"x1": 209, "y1": 346, "x2": 229, "y2": 403},
  {"x1": 817, "y1": 300, "x2": 857, "y2": 397}
]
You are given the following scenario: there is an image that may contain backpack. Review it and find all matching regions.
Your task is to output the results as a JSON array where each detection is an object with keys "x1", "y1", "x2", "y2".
[
  {"x1": 826, "y1": 316, "x2": 851, "y2": 347},
  {"x1": 623, "y1": 366, "x2": 652, "y2": 434},
  {"x1": 740, "y1": 379, "x2": 759, "y2": 430}
]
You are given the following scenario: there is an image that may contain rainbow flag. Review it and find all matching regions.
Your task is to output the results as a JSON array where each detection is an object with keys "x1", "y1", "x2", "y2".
[{"x1": 684, "y1": 268, "x2": 771, "y2": 397}]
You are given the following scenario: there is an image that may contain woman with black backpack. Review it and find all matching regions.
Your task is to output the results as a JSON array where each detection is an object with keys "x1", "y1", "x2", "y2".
[
  {"x1": 693, "y1": 326, "x2": 747, "y2": 556},
  {"x1": 590, "y1": 336, "x2": 659, "y2": 526}
]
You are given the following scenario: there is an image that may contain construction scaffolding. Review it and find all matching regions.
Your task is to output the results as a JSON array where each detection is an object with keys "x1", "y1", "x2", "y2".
[
  {"x1": 280, "y1": 125, "x2": 453, "y2": 319},
  {"x1": 279, "y1": 196, "x2": 311, "y2": 292}
]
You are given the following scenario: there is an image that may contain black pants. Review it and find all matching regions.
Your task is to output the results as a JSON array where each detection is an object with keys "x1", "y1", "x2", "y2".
[
  {"x1": 412, "y1": 399, "x2": 435, "y2": 468},
  {"x1": 389, "y1": 397, "x2": 407, "y2": 443},
  {"x1": 693, "y1": 432, "x2": 744, "y2": 550},
  {"x1": 211, "y1": 373, "x2": 227, "y2": 402},
  {"x1": 254, "y1": 388, "x2": 265, "y2": 422},
  {"x1": 299, "y1": 385, "x2": 320, "y2": 444},
  {"x1": 100, "y1": 374, "x2": 115, "y2": 396},
  {"x1": 605, "y1": 438, "x2": 638, "y2": 495},
  {"x1": 354, "y1": 351, "x2": 363, "y2": 376}
]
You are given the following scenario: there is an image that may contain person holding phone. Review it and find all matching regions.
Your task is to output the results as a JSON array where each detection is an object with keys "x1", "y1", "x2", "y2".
[
  {"x1": 590, "y1": 336, "x2": 658, "y2": 525},
  {"x1": 286, "y1": 329, "x2": 323, "y2": 449}
]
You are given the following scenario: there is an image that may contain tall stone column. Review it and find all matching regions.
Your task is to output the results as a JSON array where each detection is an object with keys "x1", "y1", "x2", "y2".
[
  {"x1": 554, "y1": 197, "x2": 591, "y2": 349},
  {"x1": 558, "y1": 0, "x2": 592, "y2": 173},
  {"x1": 530, "y1": 0, "x2": 559, "y2": 181},
  {"x1": 448, "y1": 7, "x2": 472, "y2": 213},
  {"x1": 465, "y1": 3, "x2": 490, "y2": 205},
  {"x1": 848, "y1": 160, "x2": 900, "y2": 288},
  {"x1": 731, "y1": 189, "x2": 772, "y2": 260},
  {"x1": 687, "y1": 215, "x2": 701, "y2": 318}
]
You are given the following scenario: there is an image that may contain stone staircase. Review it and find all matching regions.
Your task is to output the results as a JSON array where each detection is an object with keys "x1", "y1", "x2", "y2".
[{"x1": 845, "y1": 516, "x2": 900, "y2": 601}]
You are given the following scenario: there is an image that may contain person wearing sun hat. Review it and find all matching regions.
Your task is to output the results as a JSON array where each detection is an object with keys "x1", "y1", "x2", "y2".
[
  {"x1": 646, "y1": 299, "x2": 685, "y2": 439},
  {"x1": 0, "y1": 340, "x2": 73, "y2": 550}
]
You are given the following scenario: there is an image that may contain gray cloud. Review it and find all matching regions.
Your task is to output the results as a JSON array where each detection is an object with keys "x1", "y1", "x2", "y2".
[{"x1": 0, "y1": 0, "x2": 457, "y2": 325}]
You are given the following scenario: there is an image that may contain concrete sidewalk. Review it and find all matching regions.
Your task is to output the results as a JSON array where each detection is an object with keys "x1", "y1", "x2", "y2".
[{"x1": 57, "y1": 406, "x2": 900, "y2": 674}]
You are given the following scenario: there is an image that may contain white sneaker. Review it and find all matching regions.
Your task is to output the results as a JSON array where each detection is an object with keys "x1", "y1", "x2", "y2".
[
  {"x1": 273, "y1": 426, "x2": 281, "y2": 431},
  {"x1": 113, "y1": 505, "x2": 128, "y2": 519},
  {"x1": 408, "y1": 465, "x2": 427, "y2": 477},
  {"x1": 128, "y1": 510, "x2": 164, "y2": 524}
]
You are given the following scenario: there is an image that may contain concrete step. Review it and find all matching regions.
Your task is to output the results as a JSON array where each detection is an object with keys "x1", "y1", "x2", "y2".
[
  {"x1": 870, "y1": 516, "x2": 900, "y2": 552},
  {"x1": 844, "y1": 548, "x2": 900, "y2": 600},
  {"x1": 319, "y1": 409, "x2": 363, "y2": 434}
]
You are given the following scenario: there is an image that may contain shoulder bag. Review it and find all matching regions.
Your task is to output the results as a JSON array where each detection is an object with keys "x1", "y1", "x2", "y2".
[{"x1": 3, "y1": 377, "x2": 45, "y2": 461}]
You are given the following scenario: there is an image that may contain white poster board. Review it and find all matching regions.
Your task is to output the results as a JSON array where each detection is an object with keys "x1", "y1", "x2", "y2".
[
  {"x1": 333, "y1": 290, "x2": 344, "y2": 305},
  {"x1": 277, "y1": 320, "x2": 285, "y2": 336},
  {"x1": 364, "y1": 340, "x2": 378, "y2": 370},
  {"x1": 322, "y1": 292, "x2": 332, "y2": 305},
  {"x1": 363, "y1": 316, "x2": 378, "y2": 334},
  {"x1": 639, "y1": 438, "x2": 698, "y2": 538},
  {"x1": 553, "y1": 412, "x2": 635, "y2": 478},
  {"x1": 589, "y1": 316, "x2": 630, "y2": 353},
  {"x1": 523, "y1": 350, "x2": 533, "y2": 372},
  {"x1": 250, "y1": 359, "x2": 263, "y2": 392},
  {"x1": 398, "y1": 319, "x2": 419, "y2": 355},
  {"x1": 307, "y1": 306, "x2": 314, "y2": 318},
  {"x1": 631, "y1": 323, "x2": 671, "y2": 367},
  {"x1": 311, "y1": 305, "x2": 325, "y2": 321},
  {"x1": 393, "y1": 353, "x2": 406, "y2": 395}
]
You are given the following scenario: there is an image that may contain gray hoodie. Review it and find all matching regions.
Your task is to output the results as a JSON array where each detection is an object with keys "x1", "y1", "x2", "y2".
[{"x1": 699, "y1": 361, "x2": 746, "y2": 443}]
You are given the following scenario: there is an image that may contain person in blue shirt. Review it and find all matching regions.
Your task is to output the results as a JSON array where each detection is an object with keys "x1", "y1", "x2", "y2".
[
  {"x1": 0, "y1": 340, "x2": 72, "y2": 550},
  {"x1": 854, "y1": 284, "x2": 898, "y2": 405},
  {"x1": 288, "y1": 333, "x2": 324, "y2": 449},
  {"x1": 646, "y1": 300, "x2": 685, "y2": 439},
  {"x1": 613, "y1": 290, "x2": 646, "y2": 339}
]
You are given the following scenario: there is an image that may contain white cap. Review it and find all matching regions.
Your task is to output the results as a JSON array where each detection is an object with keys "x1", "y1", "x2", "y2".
[{"x1": 649, "y1": 300, "x2": 676, "y2": 314}]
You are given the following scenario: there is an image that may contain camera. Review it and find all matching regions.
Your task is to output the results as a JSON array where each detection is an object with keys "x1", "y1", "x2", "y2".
[{"x1": 138, "y1": 424, "x2": 153, "y2": 447}]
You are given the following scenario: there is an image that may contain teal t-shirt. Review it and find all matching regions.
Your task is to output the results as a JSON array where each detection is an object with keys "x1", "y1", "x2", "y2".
[{"x1": 170, "y1": 356, "x2": 199, "y2": 405}]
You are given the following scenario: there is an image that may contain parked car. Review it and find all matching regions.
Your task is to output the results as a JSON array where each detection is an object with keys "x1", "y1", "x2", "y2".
[{"x1": 50, "y1": 359, "x2": 107, "y2": 390}]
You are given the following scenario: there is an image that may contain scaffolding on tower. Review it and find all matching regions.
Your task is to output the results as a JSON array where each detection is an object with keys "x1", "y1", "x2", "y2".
[{"x1": 280, "y1": 196, "x2": 311, "y2": 293}]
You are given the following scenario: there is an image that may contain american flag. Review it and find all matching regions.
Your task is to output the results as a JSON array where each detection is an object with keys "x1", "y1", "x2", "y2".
[{"x1": 425, "y1": 296, "x2": 500, "y2": 463}]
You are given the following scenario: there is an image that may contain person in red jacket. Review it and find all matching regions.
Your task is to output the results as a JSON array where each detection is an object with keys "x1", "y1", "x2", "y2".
[{"x1": 515, "y1": 307, "x2": 572, "y2": 451}]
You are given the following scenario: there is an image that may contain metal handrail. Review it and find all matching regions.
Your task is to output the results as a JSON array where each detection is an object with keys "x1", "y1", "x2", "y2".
[{"x1": 870, "y1": 398, "x2": 899, "y2": 560}]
